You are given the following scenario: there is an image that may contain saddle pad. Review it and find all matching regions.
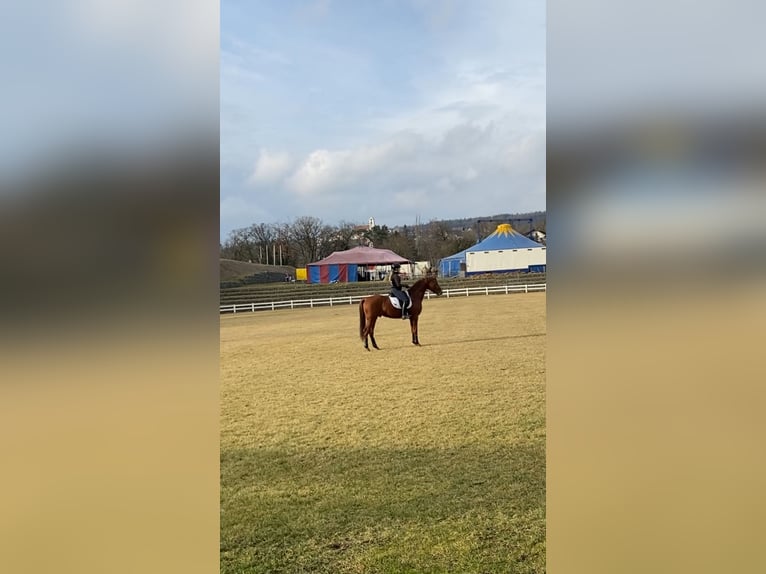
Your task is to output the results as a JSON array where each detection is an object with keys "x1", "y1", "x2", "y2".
[{"x1": 388, "y1": 293, "x2": 410, "y2": 310}]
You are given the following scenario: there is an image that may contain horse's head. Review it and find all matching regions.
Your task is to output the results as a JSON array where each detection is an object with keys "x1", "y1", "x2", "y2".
[{"x1": 424, "y1": 269, "x2": 443, "y2": 295}]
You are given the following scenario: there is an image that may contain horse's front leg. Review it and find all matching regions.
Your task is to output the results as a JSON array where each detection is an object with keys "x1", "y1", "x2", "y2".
[{"x1": 410, "y1": 316, "x2": 420, "y2": 345}]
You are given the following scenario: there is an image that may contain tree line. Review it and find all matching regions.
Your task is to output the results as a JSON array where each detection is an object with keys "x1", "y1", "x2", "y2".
[{"x1": 219, "y1": 216, "x2": 485, "y2": 268}]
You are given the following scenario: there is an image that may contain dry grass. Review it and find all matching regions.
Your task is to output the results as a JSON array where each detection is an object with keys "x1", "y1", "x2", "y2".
[{"x1": 221, "y1": 292, "x2": 546, "y2": 573}]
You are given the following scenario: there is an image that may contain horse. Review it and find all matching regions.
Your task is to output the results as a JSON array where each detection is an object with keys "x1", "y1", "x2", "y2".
[{"x1": 358, "y1": 273, "x2": 443, "y2": 350}]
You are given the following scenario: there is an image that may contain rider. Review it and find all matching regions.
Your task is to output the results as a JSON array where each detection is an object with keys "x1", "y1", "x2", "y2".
[{"x1": 390, "y1": 263, "x2": 410, "y2": 319}]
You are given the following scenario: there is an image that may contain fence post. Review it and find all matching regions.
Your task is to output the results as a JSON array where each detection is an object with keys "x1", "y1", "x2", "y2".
[
  {"x1": 485, "y1": 287, "x2": 489, "y2": 295},
  {"x1": 271, "y1": 302, "x2": 275, "y2": 310},
  {"x1": 349, "y1": 296, "x2": 352, "y2": 304},
  {"x1": 233, "y1": 306, "x2": 236, "y2": 314},
  {"x1": 505, "y1": 285, "x2": 509, "y2": 294},
  {"x1": 291, "y1": 300, "x2": 294, "y2": 309},
  {"x1": 330, "y1": 298, "x2": 333, "y2": 307},
  {"x1": 252, "y1": 303, "x2": 255, "y2": 312},
  {"x1": 310, "y1": 300, "x2": 313, "y2": 308},
  {"x1": 525, "y1": 284, "x2": 528, "y2": 293}
]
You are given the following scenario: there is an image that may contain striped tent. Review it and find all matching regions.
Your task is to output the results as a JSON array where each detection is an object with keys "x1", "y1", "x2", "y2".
[{"x1": 306, "y1": 246, "x2": 412, "y2": 284}]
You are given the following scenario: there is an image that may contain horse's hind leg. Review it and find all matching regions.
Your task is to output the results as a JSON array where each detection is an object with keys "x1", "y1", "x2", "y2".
[
  {"x1": 362, "y1": 319, "x2": 370, "y2": 351},
  {"x1": 369, "y1": 317, "x2": 380, "y2": 349},
  {"x1": 360, "y1": 302, "x2": 370, "y2": 350}
]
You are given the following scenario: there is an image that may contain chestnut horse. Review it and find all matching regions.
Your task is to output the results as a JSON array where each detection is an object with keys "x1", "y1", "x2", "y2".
[{"x1": 358, "y1": 273, "x2": 443, "y2": 350}]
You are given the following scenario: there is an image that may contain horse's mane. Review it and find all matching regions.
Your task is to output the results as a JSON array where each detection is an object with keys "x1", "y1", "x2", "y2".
[{"x1": 409, "y1": 275, "x2": 434, "y2": 292}]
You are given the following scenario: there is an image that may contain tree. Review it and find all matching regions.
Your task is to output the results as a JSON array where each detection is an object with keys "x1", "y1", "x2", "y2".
[
  {"x1": 221, "y1": 227, "x2": 256, "y2": 262},
  {"x1": 328, "y1": 220, "x2": 359, "y2": 252},
  {"x1": 364, "y1": 225, "x2": 390, "y2": 248},
  {"x1": 318, "y1": 224, "x2": 339, "y2": 259},
  {"x1": 290, "y1": 216, "x2": 325, "y2": 265},
  {"x1": 416, "y1": 220, "x2": 453, "y2": 266},
  {"x1": 453, "y1": 228, "x2": 477, "y2": 253},
  {"x1": 385, "y1": 230, "x2": 417, "y2": 261},
  {"x1": 248, "y1": 223, "x2": 277, "y2": 264},
  {"x1": 274, "y1": 222, "x2": 294, "y2": 267}
]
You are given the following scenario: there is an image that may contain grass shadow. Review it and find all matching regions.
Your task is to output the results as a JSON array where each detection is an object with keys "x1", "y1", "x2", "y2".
[
  {"x1": 369, "y1": 333, "x2": 546, "y2": 350},
  {"x1": 422, "y1": 333, "x2": 546, "y2": 347}
]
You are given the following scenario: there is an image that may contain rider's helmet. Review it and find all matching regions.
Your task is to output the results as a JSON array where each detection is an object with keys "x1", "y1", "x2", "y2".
[{"x1": 391, "y1": 263, "x2": 401, "y2": 270}]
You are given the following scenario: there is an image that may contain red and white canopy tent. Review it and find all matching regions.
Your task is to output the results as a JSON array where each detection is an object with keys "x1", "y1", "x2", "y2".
[{"x1": 306, "y1": 246, "x2": 412, "y2": 284}]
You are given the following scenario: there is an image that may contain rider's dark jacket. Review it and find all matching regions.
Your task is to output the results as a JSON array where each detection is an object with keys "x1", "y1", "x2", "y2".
[
  {"x1": 391, "y1": 271, "x2": 408, "y2": 291},
  {"x1": 391, "y1": 271, "x2": 410, "y2": 316}
]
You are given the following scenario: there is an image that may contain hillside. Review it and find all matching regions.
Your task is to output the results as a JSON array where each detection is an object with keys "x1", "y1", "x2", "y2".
[
  {"x1": 438, "y1": 210, "x2": 546, "y2": 233},
  {"x1": 220, "y1": 259, "x2": 296, "y2": 282}
]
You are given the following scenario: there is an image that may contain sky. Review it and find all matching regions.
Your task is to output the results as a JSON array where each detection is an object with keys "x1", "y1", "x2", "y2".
[{"x1": 220, "y1": 0, "x2": 545, "y2": 239}]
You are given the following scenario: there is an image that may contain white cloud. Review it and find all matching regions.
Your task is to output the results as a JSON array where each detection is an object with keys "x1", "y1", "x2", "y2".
[
  {"x1": 300, "y1": 0, "x2": 332, "y2": 20},
  {"x1": 285, "y1": 149, "x2": 339, "y2": 195},
  {"x1": 285, "y1": 134, "x2": 420, "y2": 196},
  {"x1": 279, "y1": 119, "x2": 544, "y2": 215},
  {"x1": 367, "y1": 61, "x2": 543, "y2": 141},
  {"x1": 502, "y1": 131, "x2": 546, "y2": 174},
  {"x1": 248, "y1": 150, "x2": 293, "y2": 185},
  {"x1": 460, "y1": 166, "x2": 478, "y2": 181}
]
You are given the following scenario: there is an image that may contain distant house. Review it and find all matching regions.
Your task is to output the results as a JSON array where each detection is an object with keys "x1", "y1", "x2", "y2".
[{"x1": 349, "y1": 216, "x2": 376, "y2": 246}]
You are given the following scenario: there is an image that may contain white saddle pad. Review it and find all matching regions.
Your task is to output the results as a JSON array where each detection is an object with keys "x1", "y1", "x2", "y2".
[{"x1": 389, "y1": 292, "x2": 411, "y2": 310}]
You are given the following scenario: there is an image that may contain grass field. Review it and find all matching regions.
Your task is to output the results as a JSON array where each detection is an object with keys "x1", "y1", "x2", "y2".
[{"x1": 220, "y1": 292, "x2": 546, "y2": 573}]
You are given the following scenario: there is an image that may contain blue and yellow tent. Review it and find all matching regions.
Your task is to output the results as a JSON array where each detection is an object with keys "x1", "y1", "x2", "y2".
[{"x1": 439, "y1": 223, "x2": 545, "y2": 276}]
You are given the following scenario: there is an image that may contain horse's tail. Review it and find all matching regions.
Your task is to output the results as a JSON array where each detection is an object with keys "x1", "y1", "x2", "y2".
[{"x1": 359, "y1": 299, "x2": 366, "y2": 340}]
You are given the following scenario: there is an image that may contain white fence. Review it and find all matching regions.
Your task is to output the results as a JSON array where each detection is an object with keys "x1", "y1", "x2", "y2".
[{"x1": 220, "y1": 283, "x2": 546, "y2": 314}]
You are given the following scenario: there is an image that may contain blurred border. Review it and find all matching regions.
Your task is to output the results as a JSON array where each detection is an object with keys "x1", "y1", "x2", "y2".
[
  {"x1": 0, "y1": 2, "x2": 220, "y2": 573},
  {"x1": 548, "y1": 1, "x2": 766, "y2": 572}
]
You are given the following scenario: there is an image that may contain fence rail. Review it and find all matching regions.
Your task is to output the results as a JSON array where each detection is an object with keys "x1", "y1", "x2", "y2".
[{"x1": 220, "y1": 283, "x2": 546, "y2": 314}]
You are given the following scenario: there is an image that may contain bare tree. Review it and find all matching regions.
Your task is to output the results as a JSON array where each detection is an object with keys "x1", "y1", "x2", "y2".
[
  {"x1": 453, "y1": 228, "x2": 477, "y2": 253},
  {"x1": 274, "y1": 222, "x2": 293, "y2": 266},
  {"x1": 248, "y1": 223, "x2": 277, "y2": 264},
  {"x1": 290, "y1": 216, "x2": 325, "y2": 265},
  {"x1": 416, "y1": 220, "x2": 453, "y2": 266},
  {"x1": 386, "y1": 230, "x2": 416, "y2": 261},
  {"x1": 221, "y1": 227, "x2": 257, "y2": 262},
  {"x1": 331, "y1": 220, "x2": 362, "y2": 251},
  {"x1": 363, "y1": 225, "x2": 390, "y2": 248}
]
